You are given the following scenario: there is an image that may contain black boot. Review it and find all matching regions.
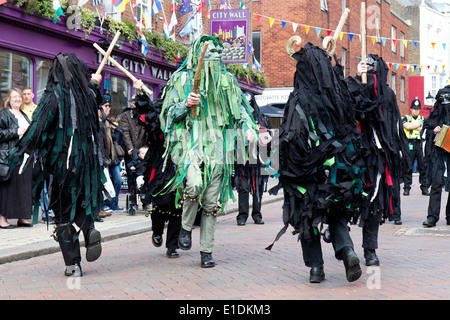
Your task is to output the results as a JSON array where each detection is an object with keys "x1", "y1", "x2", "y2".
[
  {"x1": 340, "y1": 246, "x2": 362, "y2": 282},
  {"x1": 86, "y1": 228, "x2": 102, "y2": 262},
  {"x1": 152, "y1": 233, "x2": 163, "y2": 247},
  {"x1": 64, "y1": 259, "x2": 83, "y2": 277},
  {"x1": 309, "y1": 266, "x2": 325, "y2": 283},
  {"x1": 364, "y1": 248, "x2": 380, "y2": 266},
  {"x1": 178, "y1": 228, "x2": 192, "y2": 250},
  {"x1": 200, "y1": 251, "x2": 215, "y2": 268}
]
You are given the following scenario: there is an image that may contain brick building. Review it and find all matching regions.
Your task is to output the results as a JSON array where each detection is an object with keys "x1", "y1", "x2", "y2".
[{"x1": 252, "y1": 0, "x2": 411, "y2": 115}]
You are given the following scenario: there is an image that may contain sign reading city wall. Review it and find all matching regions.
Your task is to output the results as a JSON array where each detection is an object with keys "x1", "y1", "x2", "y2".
[{"x1": 209, "y1": 9, "x2": 249, "y2": 64}]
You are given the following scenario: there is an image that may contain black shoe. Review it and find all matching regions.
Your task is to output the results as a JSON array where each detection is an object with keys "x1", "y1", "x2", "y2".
[
  {"x1": 403, "y1": 189, "x2": 410, "y2": 196},
  {"x1": 0, "y1": 224, "x2": 14, "y2": 229},
  {"x1": 309, "y1": 266, "x2": 325, "y2": 283},
  {"x1": 322, "y1": 227, "x2": 331, "y2": 243},
  {"x1": 422, "y1": 189, "x2": 430, "y2": 196},
  {"x1": 364, "y1": 248, "x2": 380, "y2": 266},
  {"x1": 166, "y1": 248, "x2": 179, "y2": 258},
  {"x1": 152, "y1": 233, "x2": 163, "y2": 247},
  {"x1": 254, "y1": 219, "x2": 265, "y2": 225},
  {"x1": 340, "y1": 247, "x2": 362, "y2": 282},
  {"x1": 95, "y1": 216, "x2": 103, "y2": 222},
  {"x1": 200, "y1": 251, "x2": 215, "y2": 268},
  {"x1": 237, "y1": 220, "x2": 246, "y2": 226},
  {"x1": 423, "y1": 218, "x2": 436, "y2": 227},
  {"x1": 394, "y1": 220, "x2": 402, "y2": 225},
  {"x1": 86, "y1": 229, "x2": 102, "y2": 262},
  {"x1": 178, "y1": 228, "x2": 192, "y2": 250},
  {"x1": 64, "y1": 260, "x2": 82, "y2": 277}
]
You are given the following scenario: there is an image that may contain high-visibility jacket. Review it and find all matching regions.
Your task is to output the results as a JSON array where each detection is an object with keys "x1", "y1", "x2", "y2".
[{"x1": 404, "y1": 114, "x2": 424, "y2": 140}]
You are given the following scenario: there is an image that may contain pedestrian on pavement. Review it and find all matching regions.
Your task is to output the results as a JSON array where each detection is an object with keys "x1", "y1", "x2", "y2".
[
  {"x1": 107, "y1": 116, "x2": 125, "y2": 212},
  {"x1": 235, "y1": 92, "x2": 271, "y2": 226},
  {"x1": 21, "y1": 87, "x2": 55, "y2": 223},
  {"x1": 422, "y1": 85, "x2": 450, "y2": 227},
  {"x1": 269, "y1": 39, "x2": 366, "y2": 283},
  {"x1": 402, "y1": 97, "x2": 430, "y2": 196},
  {"x1": 5, "y1": 53, "x2": 105, "y2": 277},
  {"x1": 346, "y1": 55, "x2": 410, "y2": 266},
  {"x1": 0, "y1": 88, "x2": 33, "y2": 229},
  {"x1": 119, "y1": 94, "x2": 148, "y2": 210},
  {"x1": 159, "y1": 35, "x2": 258, "y2": 268}
]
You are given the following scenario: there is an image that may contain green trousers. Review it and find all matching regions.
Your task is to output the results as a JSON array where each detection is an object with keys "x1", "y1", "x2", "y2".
[{"x1": 182, "y1": 160, "x2": 223, "y2": 253}]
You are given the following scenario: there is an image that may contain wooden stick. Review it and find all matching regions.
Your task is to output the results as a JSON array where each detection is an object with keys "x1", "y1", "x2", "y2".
[
  {"x1": 323, "y1": 8, "x2": 350, "y2": 56},
  {"x1": 191, "y1": 42, "x2": 209, "y2": 119},
  {"x1": 94, "y1": 43, "x2": 153, "y2": 96},
  {"x1": 95, "y1": 32, "x2": 121, "y2": 76},
  {"x1": 361, "y1": 2, "x2": 367, "y2": 84}
]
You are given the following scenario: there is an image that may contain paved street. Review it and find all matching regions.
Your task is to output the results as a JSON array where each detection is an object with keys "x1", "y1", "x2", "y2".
[{"x1": 0, "y1": 176, "x2": 449, "y2": 306}]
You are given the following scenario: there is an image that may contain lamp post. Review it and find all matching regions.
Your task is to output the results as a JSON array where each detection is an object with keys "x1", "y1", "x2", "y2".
[{"x1": 425, "y1": 91, "x2": 434, "y2": 117}]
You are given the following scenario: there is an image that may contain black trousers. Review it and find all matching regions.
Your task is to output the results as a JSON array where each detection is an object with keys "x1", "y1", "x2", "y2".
[
  {"x1": 236, "y1": 174, "x2": 264, "y2": 223},
  {"x1": 151, "y1": 211, "x2": 181, "y2": 250},
  {"x1": 362, "y1": 212, "x2": 380, "y2": 250},
  {"x1": 404, "y1": 139, "x2": 429, "y2": 191},
  {"x1": 427, "y1": 166, "x2": 450, "y2": 223},
  {"x1": 50, "y1": 184, "x2": 96, "y2": 266},
  {"x1": 300, "y1": 216, "x2": 354, "y2": 268}
]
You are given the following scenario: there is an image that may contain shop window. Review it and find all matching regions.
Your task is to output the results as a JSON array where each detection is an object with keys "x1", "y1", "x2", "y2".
[
  {"x1": 36, "y1": 60, "x2": 52, "y2": 104},
  {"x1": 109, "y1": 75, "x2": 131, "y2": 115},
  {"x1": 0, "y1": 51, "x2": 31, "y2": 102}
]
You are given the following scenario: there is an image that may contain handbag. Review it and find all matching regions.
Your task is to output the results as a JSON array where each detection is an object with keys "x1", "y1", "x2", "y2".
[
  {"x1": 0, "y1": 150, "x2": 11, "y2": 182},
  {"x1": 114, "y1": 141, "x2": 125, "y2": 158}
]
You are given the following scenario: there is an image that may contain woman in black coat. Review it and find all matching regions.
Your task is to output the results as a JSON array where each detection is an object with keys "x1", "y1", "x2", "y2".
[{"x1": 0, "y1": 88, "x2": 32, "y2": 229}]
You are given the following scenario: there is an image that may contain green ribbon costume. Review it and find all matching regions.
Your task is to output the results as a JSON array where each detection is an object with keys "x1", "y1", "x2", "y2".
[{"x1": 159, "y1": 36, "x2": 259, "y2": 210}]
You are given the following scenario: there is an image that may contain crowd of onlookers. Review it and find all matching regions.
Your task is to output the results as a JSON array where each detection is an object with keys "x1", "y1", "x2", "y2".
[{"x1": 0, "y1": 87, "x2": 148, "y2": 229}]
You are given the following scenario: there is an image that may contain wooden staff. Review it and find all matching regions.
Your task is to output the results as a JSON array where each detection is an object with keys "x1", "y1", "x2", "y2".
[
  {"x1": 93, "y1": 43, "x2": 153, "y2": 96},
  {"x1": 95, "y1": 32, "x2": 121, "y2": 76},
  {"x1": 322, "y1": 8, "x2": 350, "y2": 56},
  {"x1": 361, "y1": 2, "x2": 367, "y2": 84},
  {"x1": 191, "y1": 42, "x2": 209, "y2": 119}
]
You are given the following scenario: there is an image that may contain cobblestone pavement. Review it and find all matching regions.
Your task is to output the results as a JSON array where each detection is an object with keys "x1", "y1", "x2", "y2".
[{"x1": 0, "y1": 177, "x2": 449, "y2": 307}]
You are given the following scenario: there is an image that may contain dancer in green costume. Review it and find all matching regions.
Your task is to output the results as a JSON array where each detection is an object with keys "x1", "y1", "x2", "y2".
[{"x1": 158, "y1": 35, "x2": 259, "y2": 268}]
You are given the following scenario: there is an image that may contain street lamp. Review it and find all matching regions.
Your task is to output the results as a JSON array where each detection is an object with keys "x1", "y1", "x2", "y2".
[{"x1": 426, "y1": 91, "x2": 434, "y2": 106}]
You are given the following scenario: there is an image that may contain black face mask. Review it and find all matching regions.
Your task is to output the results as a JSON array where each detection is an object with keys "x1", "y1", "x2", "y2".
[{"x1": 366, "y1": 55, "x2": 378, "y2": 72}]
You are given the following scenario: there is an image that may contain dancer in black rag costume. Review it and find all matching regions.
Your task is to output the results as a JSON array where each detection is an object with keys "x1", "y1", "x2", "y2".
[
  {"x1": 6, "y1": 53, "x2": 104, "y2": 277},
  {"x1": 267, "y1": 38, "x2": 366, "y2": 283},
  {"x1": 422, "y1": 85, "x2": 450, "y2": 227},
  {"x1": 346, "y1": 55, "x2": 410, "y2": 266},
  {"x1": 131, "y1": 81, "x2": 182, "y2": 259}
]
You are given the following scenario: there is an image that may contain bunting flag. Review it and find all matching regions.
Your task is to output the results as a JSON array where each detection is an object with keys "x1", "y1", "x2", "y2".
[
  {"x1": 151, "y1": 0, "x2": 162, "y2": 16},
  {"x1": 138, "y1": 28, "x2": 148, "y2": 56},
  {"x1": 53, "y1": 0, "x2": 64, "y2": 23},
  {"x1": 141, "y1": 6, "x2": 149, "y2": 31},
  {"x1": 179, "y1": 16, "x2": 193, "y2": 37},
  {"x1": 316, "y1": 28, "x2": 321, "y2": 37},
  {"x1": 256, "y1": 15, "x2": 262, "y2": 24},
  {"x1": 113, "y1": 0, "x2": 130, "y2": 12},
  {"x1": 102, "y1": 1, "x2": 107, "y2": 23},
  {"x1": 292, "y1": 22, "x2": 298, "y2": 33},
  {"x1": 180, "y1": 0, "x2": 191, "y2": 15},
  {"x1": 205, "y1": 0, "x2": 211, "y2": 19},
  {"x1": 304, "y1": 26, "x2": 310, "y2": 34},
  {"x1": 281, "y1": 21, "x2": 286, "y2": 30},
  {"x1": 269, "y1": 18, "x2": 274, "y2": 27}
]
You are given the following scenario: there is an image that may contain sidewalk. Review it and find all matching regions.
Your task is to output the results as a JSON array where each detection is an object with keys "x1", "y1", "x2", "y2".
[{"x1": 0, "y1": 178, "x2": 283, "y2": 264}]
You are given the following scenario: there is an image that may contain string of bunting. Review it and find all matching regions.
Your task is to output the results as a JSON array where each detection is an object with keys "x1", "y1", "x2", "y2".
[{"x1": 254, "y1": 12, "x2": 447, "y2": 73}]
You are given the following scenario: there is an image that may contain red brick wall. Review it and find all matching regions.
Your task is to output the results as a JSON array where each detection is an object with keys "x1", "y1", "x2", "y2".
[{"x1": 252, "y1": 0, "x2": 410, "y2": 114}]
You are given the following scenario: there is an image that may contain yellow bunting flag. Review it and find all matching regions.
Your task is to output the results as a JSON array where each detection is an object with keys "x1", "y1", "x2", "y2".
[{"x1": 269, "y1": 18, "x2": 275, "y2": 27}]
